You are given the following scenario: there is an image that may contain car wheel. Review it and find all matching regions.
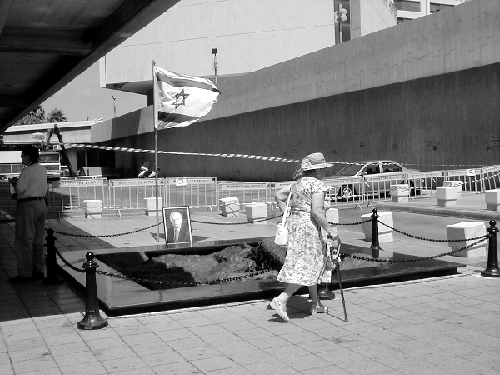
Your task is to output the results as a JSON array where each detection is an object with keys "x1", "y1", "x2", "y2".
[{"x1": 339, "y1": 185, "x2": 356, "y2": 199}]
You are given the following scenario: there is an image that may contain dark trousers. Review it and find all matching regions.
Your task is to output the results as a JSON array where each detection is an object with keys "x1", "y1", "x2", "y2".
[{"x1": 14, "y1": 200, "x2": 47, "y2": 277}]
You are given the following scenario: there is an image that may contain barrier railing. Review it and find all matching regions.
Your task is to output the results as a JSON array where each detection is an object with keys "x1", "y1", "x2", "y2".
[
  {"x1": 56, "y1": 178, "x2": 108, "y2": 212},
  {"x1": 219, "y1": 182, "x2": 270, "y2": 209},
  {"x1": 325, "y1": 178, "x2": 367, "y2": 207},
  {"x1": 405, "y1": 171, "x2": 445, "y2": 197},
  {"x1": 165, "y1": 177, "x2": 218, "y2": 208},
  {"x1": 481, "y1": 164, "x2": 500, "y2": 191},
  {"x1": 2, "y1": 163, "x2": 500, "y2": 219},
  {"x1": 445, "y1": 167, "x2": 484, "y2": 194},
  {"x1": 108, "y1": 178, "x2": 164, "y2": 211}
]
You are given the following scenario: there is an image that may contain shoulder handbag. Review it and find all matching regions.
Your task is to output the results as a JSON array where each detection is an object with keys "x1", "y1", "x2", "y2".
[{"x1": 274, "y1": 193, "x2": 291, "y2": 246}]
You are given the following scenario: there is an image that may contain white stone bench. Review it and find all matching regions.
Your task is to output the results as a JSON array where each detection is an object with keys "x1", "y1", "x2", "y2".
[
  {"x1": 244, "y1": 202, "x2": 267, "y2": 223},
  {"x1": 361, "y1": 211, "x2": 393, "y2": 242},
  {"x1": 446, "y1": 222, "x2": 487, "y2": 257},
  {"x1": 436, "y1": 186, "x2": 458, "y2": 207},
  {"x1": 144, "y1": 197, "x2": 163, "y2": 217},
  {"x1": 83, "y1": 200, "x2": 102, "y2": 219},
  {"x1": 390, "y1": 184, "x2": 409, "y2": 203},
  {"x1": 219, "y1": 197, "x2": 240, "y2": 217},
  {"x1": 485, "y1": 189, "x2": 500, "y2": 211}
]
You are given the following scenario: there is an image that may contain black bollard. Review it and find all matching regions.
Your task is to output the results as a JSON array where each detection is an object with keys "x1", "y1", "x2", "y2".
[
  {"x1": 77, "y1": 252, "x2": 108, "y2": 330},
  {"x1": 370, "y1": 208, "x2": 382, "y2": 258},
  {"x1": 42, "y1": 228, "x2": 64, "y2": 285},
  {"x1": 481, "y1": 220, "x2": 500, "y2": 277}
]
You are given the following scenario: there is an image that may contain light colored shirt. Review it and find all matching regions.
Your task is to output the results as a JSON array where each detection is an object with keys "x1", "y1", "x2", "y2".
[{"x1": 15, "y1": 162, "x2": 48, "y2": 199}]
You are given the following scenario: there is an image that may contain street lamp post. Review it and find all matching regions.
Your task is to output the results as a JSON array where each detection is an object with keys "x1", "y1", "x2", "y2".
[
  {"x1": 112, "y1": 96, "x2": 116, "y2": 118},
  {"x1": 212, "y1": 48, "x2": 218, "y2": 84},
  {"x1": 334, "y1": 3, "x2": 348, "y2": 44}
]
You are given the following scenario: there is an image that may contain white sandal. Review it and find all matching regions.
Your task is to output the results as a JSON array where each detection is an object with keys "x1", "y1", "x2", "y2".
[{"x1": 270, "y1": 297, "x2": 289, "y2": 322}]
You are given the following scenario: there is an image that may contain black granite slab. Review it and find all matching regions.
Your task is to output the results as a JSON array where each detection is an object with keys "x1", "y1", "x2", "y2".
[{"x1": 57, "y1": 237, "x2": 464, "y2": 317}]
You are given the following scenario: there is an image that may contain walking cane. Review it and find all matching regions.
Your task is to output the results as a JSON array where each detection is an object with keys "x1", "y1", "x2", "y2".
[{"x1": 329, "y1": 238, "x2": 348, "y2": 322}]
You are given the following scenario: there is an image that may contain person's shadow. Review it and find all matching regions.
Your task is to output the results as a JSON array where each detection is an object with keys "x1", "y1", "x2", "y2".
[{"x1": 268, "y1": 295, "x2": 311, "y2": 322}]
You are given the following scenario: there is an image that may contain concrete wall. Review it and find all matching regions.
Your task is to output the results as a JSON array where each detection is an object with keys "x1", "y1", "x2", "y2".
[
  {"x1": 96, "y1": 62, "x2": 500, "y2": 181},
  {"x1": 92, "y1": 0, "x2": 500, "y2": 181},
  {"x1": 198, "y1": 0, "x2": 500, "y2": 122}
]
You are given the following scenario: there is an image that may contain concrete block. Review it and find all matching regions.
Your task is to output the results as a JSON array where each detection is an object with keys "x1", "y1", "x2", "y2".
[
  {"x1": 485, "y1": 189, "x2": 500, "y2": 211},
  {"x1": 144, "y1": 197, "x2": 162, "y2": 217},
  {"x1": 83, "y1": 200, "x2": 102, "y2": 219},
  {"x1": 361, "y1": 211, "x2": 393, "y2": 243},
  {"x1": 245, "y1": 203, "x2": 267, "y2": 223},
  {"x1": 220, "y1": 197, "x2": 240, "y2": 217},
  {"x1": 447, "y1": 221, "x2": 487, "y2": 257},
  {"x1": 390, "y1": 184, "x2": 409, "y2": 203},
  {"x1": 436, "y1": 186, "x2": 458, "y2": 207}
]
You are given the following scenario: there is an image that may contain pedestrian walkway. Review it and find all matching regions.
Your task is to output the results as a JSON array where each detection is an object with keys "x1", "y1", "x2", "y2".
[{"x1": 1, "y1": 195, "x2": 499, "y2": 375}]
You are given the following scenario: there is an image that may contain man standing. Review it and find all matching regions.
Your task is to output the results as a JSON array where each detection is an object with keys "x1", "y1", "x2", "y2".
[
  {"x1": 9, "y1": 146, "x2": 48, "y2": 283},
  {"x1": 166, "y1": 211, "x2": 191, "y2": 243}
]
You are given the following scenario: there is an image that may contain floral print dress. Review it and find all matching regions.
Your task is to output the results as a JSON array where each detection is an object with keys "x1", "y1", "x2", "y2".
[{"x1": 277, "y1": 177, "x2": 329, "y2": 286}]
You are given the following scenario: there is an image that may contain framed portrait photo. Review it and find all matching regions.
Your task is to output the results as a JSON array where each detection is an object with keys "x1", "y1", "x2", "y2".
[{"x1": 162, "y1": 206, "x2": 193, "y2": 245}]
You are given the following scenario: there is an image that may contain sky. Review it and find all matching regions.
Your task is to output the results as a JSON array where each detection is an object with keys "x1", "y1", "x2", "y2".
[{"x1": 42, "y1": 61, "x2": 146, "y2": 122}]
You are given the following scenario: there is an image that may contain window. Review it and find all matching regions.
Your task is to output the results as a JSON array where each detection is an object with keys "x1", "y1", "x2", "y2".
[
  {"x1": 382, "y1": 163, "x2": 402, "y2": 173},
  {"x1": 365, "y1": 163, "x2": 380, "y2": 175},
  {"x1": 430, "y1": 3, "x2": 453, "y2": 13},
  {"x1": 397, "y1": 17, "x2": 412, "y2": 24},
  {"x1": 394, "y1": 0, "x2": 421, "y2": 12}
]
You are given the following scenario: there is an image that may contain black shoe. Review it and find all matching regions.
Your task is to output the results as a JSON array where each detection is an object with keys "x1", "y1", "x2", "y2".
[
  {"x1": 32, "y1": 272, "x2": 44, "y2": 280},
  {"x1": 9, "y1": 276, "x2": 36, "y2": 283}
]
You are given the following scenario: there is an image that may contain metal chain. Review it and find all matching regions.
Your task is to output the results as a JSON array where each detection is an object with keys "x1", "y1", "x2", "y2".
[
  {"x1": 329, "y1": 219, "x2": 372, "y2": 226},
  {"x1": 55, "y1": 249, "x2": 85, "y2": 273},
  {"x1": 54, "y1": 221, "x2": 163, "y2": 238},
  {"x1": 341, "y1": 235, "x2": 490, "y2": 263},
  {"x1": 191, "y1": 214, "x2": 282, "y2": 225},
  {"x1": 95, "y1": 268, "x2": 276, "y2": 286},
  {"x1": 377, "y1": 220, "x2": 489, "y2": 243}
]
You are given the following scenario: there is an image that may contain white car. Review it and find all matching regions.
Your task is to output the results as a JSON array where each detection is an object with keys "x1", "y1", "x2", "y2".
[{"x1": 323, "y1": 160, "x2": 421, "y2": 199}]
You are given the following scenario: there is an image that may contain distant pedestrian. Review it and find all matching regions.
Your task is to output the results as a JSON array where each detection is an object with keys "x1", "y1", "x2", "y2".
[
  {"x1": 9, "y1": 146, "x2": 47, "y2": 283},
  {"x1": 271, "y1": 152, "x2": 339, "y2": 321}
]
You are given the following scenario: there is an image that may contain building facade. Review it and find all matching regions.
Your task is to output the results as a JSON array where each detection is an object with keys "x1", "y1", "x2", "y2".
[
  {"x1": 100, "y1": 0, "x2": 396, "y2": 95},
  {"x1": 395, "y1": 0, "x2": 470, "y2": 23}
]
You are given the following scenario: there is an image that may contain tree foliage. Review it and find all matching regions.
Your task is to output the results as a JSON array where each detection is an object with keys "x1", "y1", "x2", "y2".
[
  {"x1": 47, "y1": 108, "x2": 67, "y2": 123},
  {"x1": 14, "y1": 105, "x2": 67, "y2": 125},
  {"x1": 15, "y1": 105, "x2": 46, "y2": 125}
]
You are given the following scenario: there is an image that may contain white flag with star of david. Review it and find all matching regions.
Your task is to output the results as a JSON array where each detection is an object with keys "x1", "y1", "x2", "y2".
[{"x1": 154, "y1": 67, "x2": 220, "y2": 130}]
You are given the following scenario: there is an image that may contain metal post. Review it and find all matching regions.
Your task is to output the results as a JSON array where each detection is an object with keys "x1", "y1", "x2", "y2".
[
  {"x1": 212, "y1": 48, "x2": 218, "y2": 84},
  {"x1": 371, "y1": 208, "x2": 382, "y2": 258},
  {"x1": 42, "y1": 228, "x2": 63, "y2": 285},
  {"x1": 77, "y1": 252, "x2": 108, "y2": 330},
  {"x1": 481, "y1": 220, "x2": 500, "y2": 277},
  {"x1": 112, "y1": 96, "x2": 116, "y2": 118}
]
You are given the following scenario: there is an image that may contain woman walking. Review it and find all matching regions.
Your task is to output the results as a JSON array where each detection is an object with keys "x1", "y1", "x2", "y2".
[{"x1": 271, "y1": 152, "x2": 339, "y2": 322}]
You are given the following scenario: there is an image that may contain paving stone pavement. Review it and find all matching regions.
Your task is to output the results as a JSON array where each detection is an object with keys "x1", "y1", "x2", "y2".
[{"x1": 1, "y1": 197, "x2": 499, "y2": 375}]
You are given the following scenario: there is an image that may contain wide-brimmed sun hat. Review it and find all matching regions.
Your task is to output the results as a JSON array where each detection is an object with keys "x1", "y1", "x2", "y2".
[{"x1": 293, "y1": 152, "x2": 333, "y2": 179}]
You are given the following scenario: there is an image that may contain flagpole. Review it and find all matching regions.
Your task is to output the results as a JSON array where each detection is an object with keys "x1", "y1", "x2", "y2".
[{"x1": 152, "y1": 60, "x2": 160, "y2": 242}]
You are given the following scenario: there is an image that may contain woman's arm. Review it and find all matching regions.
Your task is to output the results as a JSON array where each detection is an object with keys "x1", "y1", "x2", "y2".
[
  {"x1": 275, "y1": 185, "x2": 291, "y2": 213},
  {"x1": 311, "y1": 191, "x2": 337, "y2": 239}
]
